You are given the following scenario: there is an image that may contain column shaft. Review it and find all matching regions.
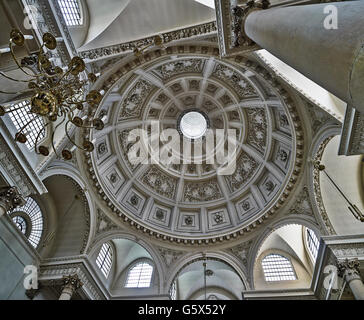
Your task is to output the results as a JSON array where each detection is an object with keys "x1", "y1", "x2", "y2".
[
  {"x1": 59, "y1": 274, "x2": 83, "y2": 300},
  {"x1": 244, "y1": 1, "x2": 364, "y2": 112},
  {"x1": 59, "y1": 285, "x2": 74, "y2": 300},
  {"x1": 338, "y1": 259, "x2": 364, "y2": 300},
  {"x1": 347, "y1": 278, "x2": 364, "y2": 300}
]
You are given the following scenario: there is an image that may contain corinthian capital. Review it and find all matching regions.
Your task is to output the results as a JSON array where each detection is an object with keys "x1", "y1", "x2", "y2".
[
  {"x1": 62, "y1": 274, "x2": 83, "y2": 291},
  {"x1": 0, "y1": 186, "x2": 25, "y2": 212},
  {"x1": 337, "y1": 258, "x2": 361, "y2": 282},
  {"x1": 232, "y1": 0, "x2": 270, "y2": 48}
]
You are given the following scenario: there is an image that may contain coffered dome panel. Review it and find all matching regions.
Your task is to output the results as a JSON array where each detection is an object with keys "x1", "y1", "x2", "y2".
[{"x1": 84, "y1": 46, "x2": 304, "y2": 243}]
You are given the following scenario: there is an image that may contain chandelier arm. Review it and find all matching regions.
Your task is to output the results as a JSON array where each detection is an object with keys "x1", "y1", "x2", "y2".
[
  {"x1": 66, "y1": 95, "x2": 87, "y2": 104},
  {"x1": 34, "y1": 122, "x2": 50, "y2": 154},
  {"x1": 36, "y1": 54, "x2": 63, "y2": 80},
  {"x1": 36, "y1": 50, "x2": 45, "y2": 73},
  {"x1": 35, "y1": 69, "x2": 60, "y2": 80},
  {"x1": 9, "y1": 42, "x2": 38, "y2": 78},
  {"x1": 45, "y1": 80, "x2": 68, "y2": 93},
  {"x1": 66, "y1": 109, "x2": 75, "y2": 121},
  {"x1": 0, "y1": 71, "x2": 32, "y2": 83},
  {"x1": 78, "y1": 124, "x2": 95, "y2": 130},
  {"x1": 0, "y1": 88, "x2": 33, "y2": 95},
  {"x1": 15, "y1": 115, "x2": 39, "y2": 137},
  {"x1": 55, "y1": 68, "x2": 73, "y2": 86},
  {"x1": 50, "y1": 113, "x2": 67, "y2": 157},
  {"x1": 65, "y1": 120, "x2": 89, "y2": 151}
]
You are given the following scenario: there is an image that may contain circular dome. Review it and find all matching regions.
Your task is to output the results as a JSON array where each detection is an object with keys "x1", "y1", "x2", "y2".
[{"x1": 84, "y1": 47, "x2": 303, "y2": 243}]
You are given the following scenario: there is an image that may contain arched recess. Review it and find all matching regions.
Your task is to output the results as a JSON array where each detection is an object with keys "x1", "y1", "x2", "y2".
[
  {"x1": 39, "y1": 173, "x2": 91, "y2": 259},
  {"x1": 317, "y1": 135, "x2": 364, "y2": 235},
  {"x1": 76, "y1": 0, "x2": 129, "y2": 49},
  {"x1": 88, "y1": 232, "x2": 164, "y2": 296},
  {"x1": 78, "y1": 0, "x2": 215, "y2": 51},
  {"x1": 248, "y1": 216, "x2": 322, "y2": 290},
  {"x1": 307, "y1": 124, "x2": 341, "y2": 235},
  {"x1": 167, "y1": 252, "x2": 248, "y2": 300},
  {"x1": 308, "y1": 121, "x2": 364, "y2": 236},
  {"x1": 40, "y1": 166, "x2": 96, "y2": 256}
]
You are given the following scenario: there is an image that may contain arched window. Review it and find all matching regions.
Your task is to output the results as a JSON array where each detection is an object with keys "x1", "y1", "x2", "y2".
[
  {"x1": 125, "y1": 262, "x2": 153, "y2": 288},
  {"x1": 96, "y1": 243, "x2": 113, "y2": 278},
  {"x1": 58, "y1": 0, "x2": 82, "y2": 26},
  {"x1": 8, "y1": 100, "x2": 46, "y2": 150},
  {"x1": 306, "y1": 228, "x2": 319, "y2": 261},
  {"x1": 12, "y1": 216, "x2": 27, "y2": 234},
  {"x1": 9, "y1": 197, "x2": 44, "y2": 248},
  {"x1": 261, "y1": 254, "x2": 297, "y2": 282}
]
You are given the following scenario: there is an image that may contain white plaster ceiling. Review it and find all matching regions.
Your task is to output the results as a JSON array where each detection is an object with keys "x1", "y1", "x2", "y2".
[
  {"x1": 79, "y1": 0, "x2": 216, "y2": 50},
  {"x1": 194, "y1": 0, "x2": 215, "y2": 8},
  {"x1": 87, "y1": 53, "x2": 299, "y2": 240}
]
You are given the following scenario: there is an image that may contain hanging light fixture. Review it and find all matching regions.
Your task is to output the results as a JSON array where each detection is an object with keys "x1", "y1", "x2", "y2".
[
  {"x1": 0, "y1": 29, "x2": 105, "y2": 161},
  {"x1": 203, "y1": 260, "x2": 207, "y2": 300}
]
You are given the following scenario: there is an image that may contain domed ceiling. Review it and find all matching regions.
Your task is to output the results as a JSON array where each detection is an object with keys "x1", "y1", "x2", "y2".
[{"x1": 83, "y1": 46, "x2": 304, "y2": 244}]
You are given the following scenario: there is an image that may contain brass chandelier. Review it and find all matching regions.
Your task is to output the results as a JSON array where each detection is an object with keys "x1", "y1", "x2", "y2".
[{"x1": 0, "y1": 29, "x2": 105, "y2": 161}]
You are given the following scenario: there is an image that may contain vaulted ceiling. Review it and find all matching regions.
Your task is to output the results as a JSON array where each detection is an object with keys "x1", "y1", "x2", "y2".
[{"x1": 77, "y1": 0, "x2": 216, "y2": 51}]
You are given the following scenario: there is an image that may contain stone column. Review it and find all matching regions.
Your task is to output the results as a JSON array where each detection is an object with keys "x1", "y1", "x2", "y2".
[
  {"x1": 0, "y1": 186, "x2": 25, "y2": 217},
  {"x1": 59, "y1": 274, "x2": 83, "y2": 300},
  {"x1": 237, "y1": 0, "x2": 364, "y2": 112},
  {"x1": 338, "y1": 259, "x2": 364, "y2": 300}
]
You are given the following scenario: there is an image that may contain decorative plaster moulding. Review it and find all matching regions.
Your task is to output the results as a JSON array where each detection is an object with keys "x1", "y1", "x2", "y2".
[
  {"x1": 339, "y1": 105, "x2": 364, "y2": 156},
  {"x1": 79, "y1": 44, "x2": 305, "y2": 245},
  {"x1": 79, "y1": 21, "x2": 218, "y2": 63},
  {"x1": 215, "y1": 0, "x2": 261, "y2": 57}
]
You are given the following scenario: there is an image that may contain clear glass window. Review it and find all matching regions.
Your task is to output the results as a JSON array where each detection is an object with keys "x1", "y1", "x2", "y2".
[
  {"x1": 125, "y1": 262, "x2": 153, "y2": 288},
  {"x1": 262, "y1": 254, "x2": 297, "y2": 282},
  {"x1": 96, "y1": 243, "x2": 113, "y2": 278},
  {"x1": 12, "y1": 216, "x2": 27, "y2": 234},
  {"x1": 8, "y1": 100, "x2": 46, "y2": 150},
  {"x1": 306, "y1": 228, "x2": 319, "y2": 261},
  {"x1": 9, "y1": 197, "x2": 43, "y2": 248},
  {"x1": 58, "y1": 0, "x2": 82, "y2": 26}
]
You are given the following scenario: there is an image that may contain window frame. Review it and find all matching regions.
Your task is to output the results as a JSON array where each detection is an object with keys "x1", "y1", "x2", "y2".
[
  {"x1": 124, "y1": 260, "x2": 154, "y2": 289},
  {"x1": 8, "y1": 197, "x2": 44, "y2": 248},
  {"x1": 303, "y1": 227, "x2": 320, "y2": 263},
  {"x1": 6, "y1": 100, "x2": 47, "y2": 151},
  {"x1": 261, "y1": 253, "x2": 297, "y2": 282},
  {"x1": 12, "y1": 215, "x2": 27, "y2": 235},
  {"x1": 96, "y1": 242, "x2": 113, "y2": 278},
  {"x1": 57, "y1": 0, "x2": 84, "y2": 27}
]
